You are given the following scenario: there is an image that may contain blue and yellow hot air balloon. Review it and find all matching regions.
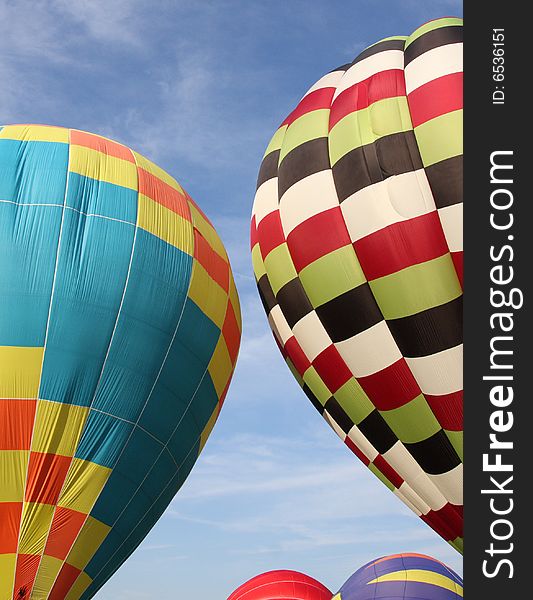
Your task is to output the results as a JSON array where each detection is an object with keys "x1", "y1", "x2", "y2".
[
  {"x1": 0, "y1": 124, "x2": 241, "y2": 600},
  {"x1": 334, "y1": 553, "x2": 463, "y2": 600}
]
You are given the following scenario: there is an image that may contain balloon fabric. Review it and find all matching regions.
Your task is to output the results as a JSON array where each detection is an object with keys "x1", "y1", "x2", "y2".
[
  {"x1": 0, "y1": 124, "x2": 241, "y2": 600},
  {"x1": 333, "y1": 553, "x2": 463, "y2": 600},
  {"x1": 228, "y1": 569, "x2": 333, "y2": 600},
  {"x1": 251, "y1": 17, "x2": 463, "y2": 551}
]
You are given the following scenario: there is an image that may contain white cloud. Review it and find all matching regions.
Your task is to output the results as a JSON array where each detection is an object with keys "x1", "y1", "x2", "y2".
[
  {"x1": 0, "y1": 0, "x2": 149, "y2": 122},
  {"x1": 170, "y1": 431, "x2": 411, "y2": 526},
  {"x1": 111, "y1": 43, "x2": 274, "y2": 175},
  {"x1": 51, "y1": 0, "x2": 146, "y2": 46},
  {"x1": 139, "y1": 543, "x2": 175, "y2": 551},
  {"x1": 157, "y1": 428, "x2": 459, "y2": 581}
]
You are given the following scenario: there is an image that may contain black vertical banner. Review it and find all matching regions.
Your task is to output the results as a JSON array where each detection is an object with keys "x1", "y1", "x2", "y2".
[{"x1": 465, "y1": 3, "x2": 532, "y2": 598}]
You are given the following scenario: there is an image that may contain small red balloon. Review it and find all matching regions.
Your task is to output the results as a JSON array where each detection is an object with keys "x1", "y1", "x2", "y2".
[{"x1": 227, "y1": 570, "x2": 332, "y2": 600}]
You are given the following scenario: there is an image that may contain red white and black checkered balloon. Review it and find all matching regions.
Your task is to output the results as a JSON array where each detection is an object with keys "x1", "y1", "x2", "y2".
[{"x1": 251, "y1": 17, "x2": 463, "y2": 552}]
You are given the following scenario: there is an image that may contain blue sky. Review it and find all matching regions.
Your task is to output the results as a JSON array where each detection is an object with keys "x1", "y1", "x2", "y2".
[{"x1": 2, "y1": 1, "x2": 463, "y2": 597}]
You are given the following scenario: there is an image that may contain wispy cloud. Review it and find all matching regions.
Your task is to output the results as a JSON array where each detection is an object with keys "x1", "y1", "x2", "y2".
[
  {"x1": 110, "y1": 43, "x2": 276, "y2": 177},
  {"x1": 156, "y1": 430, "x2": 462, "y2": 593},
  {"x1": 51, "y1": 0, "x2": 146, "y2": 46},
  {"x1": 0, "y1": 0, "x2": 149, "y2": 122},
  {"x1": 169, "y1": 432, "x2": 411, "y2": 544},
  {"x1": 139, "y1": 543, "x2": 175, "y2": 552}
]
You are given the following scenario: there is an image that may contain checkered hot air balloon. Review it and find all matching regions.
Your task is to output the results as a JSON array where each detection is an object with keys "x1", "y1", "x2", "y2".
[
  {"x1": 0, "y1": 125, "x2": 241, "y2": 599},
  {"x1": 251, "y1": 17, "x2": 463, "y2": 551},
  {"x1": 227, "y1": 570, "x2": 333, "y2": 600},
  {"x1": 333, "y1": 553, "x2": 463, "y2": 600}
]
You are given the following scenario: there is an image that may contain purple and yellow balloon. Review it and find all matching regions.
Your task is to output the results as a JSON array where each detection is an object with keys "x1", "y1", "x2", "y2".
[{"x1": 334, "y1": 553, "x2": 463, "y2": 600}]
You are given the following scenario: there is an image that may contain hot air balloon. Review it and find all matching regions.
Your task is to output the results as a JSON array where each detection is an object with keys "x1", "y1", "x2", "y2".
[
  {"x1": 228, "y1": 570, "x2": 332, "y2": 600},
  {"x1": 333, "y1": 553, "x2": 463, "y2": 600},
  {"x1": 0, "y1": 124, "x2": 241, "y2": 599},
  {"x1": 251, "y1": 17, "x2": 463, "y2": 551}
]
